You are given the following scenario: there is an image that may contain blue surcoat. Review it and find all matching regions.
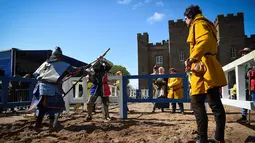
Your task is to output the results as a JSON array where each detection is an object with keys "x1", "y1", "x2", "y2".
[{"x1": 29, "y1": 60, "x2": 77, "y2": 113}]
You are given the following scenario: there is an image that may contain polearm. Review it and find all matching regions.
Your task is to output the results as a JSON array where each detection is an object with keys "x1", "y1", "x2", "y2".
[
  {"x1": 63, "y1": 48, "x2": 109, "y2": 82},
  {"x1": 62, "y1": 48, "x2": 110, "y2": 98}
]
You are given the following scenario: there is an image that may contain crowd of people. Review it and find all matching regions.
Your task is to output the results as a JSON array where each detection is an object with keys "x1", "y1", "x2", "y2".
[{"x1": 150, "y1": 65, "x2": 185, "y2": 114}]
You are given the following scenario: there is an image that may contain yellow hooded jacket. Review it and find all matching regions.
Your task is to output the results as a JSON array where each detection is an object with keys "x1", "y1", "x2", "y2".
[
  {"x1": 231, "y1": 84, "x2": 236, "y2": 95},
  {"x1": 115, "y1": 71, "x2": 122, "y2": 90},
  {"x1": 187, "y1": 14, "x2": 227, "y2": 96},
  {"x1": 167, "y1": 77, "x2": 184, "y2": 99}
]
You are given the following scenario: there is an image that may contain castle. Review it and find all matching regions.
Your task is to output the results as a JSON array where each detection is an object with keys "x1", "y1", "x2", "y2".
[{"x1": 137, "y1": 12, "x2": 255, "y2": 89}]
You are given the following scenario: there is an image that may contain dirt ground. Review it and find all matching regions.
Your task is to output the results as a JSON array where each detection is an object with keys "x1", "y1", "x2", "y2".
[{"x1": 0, "y1": 103, "x2": 255, "y2": 143}]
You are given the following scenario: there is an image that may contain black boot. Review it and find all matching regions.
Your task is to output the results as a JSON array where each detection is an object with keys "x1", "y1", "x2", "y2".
[
  {"x1": 86, "y1": 115, "x2": 92, "y2": 121},
  {"x1": 179, "y1": 103, "x2": 184, "y2": 114},
  {"x1": 195, "y1": 135, "x2": 209, "y2": 143},
  {"x1": 237, "y1": 115, "x2": 247, "y2": 122},
  {"x1": 208, "y1": 138, "x2": 225, "y2": 143},
  {"x1": 35, "y1": 120, "x2": 42, "y2": 128},
  {"x1": 104, "y1": 115, "x2": 112, "y2": 120},
  {"x1": 49, "y1": 118, "x2": 54, "y2": 128},
  {"x1": 35, "y1": 116, "x2": 43, "y2": 128}
]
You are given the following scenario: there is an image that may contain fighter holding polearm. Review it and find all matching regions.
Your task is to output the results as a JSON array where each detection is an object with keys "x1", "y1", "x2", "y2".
[{"x1": 28, "y1": 46, "x2": 111, "y2": 129}]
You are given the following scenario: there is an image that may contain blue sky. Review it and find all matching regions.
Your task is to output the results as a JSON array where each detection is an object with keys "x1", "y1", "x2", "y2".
[{"x1": 0, "y1": 0, "x2": 254, "y2": 88}]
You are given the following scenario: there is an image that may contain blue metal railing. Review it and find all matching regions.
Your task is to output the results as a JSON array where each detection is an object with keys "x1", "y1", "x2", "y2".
[
  {"x1": 120, "y1": 73, "x2": 190, "y2": 119},
  {"x1": 0, "y1": 76, "x2": 36, "y2": 108}
]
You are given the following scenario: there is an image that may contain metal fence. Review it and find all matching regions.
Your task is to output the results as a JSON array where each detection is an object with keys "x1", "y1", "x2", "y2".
[
  {"x1": 0, "y1": 76, "x2": 36, "y2": 108},
  {"x1": 120, "y1": 73, "x2": 190, "y2": 119}
]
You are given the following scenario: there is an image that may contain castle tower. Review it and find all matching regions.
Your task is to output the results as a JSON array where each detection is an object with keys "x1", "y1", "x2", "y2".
[
  {"x1": 215, "y1": 12, "x2": 246, "y2": 66},
  {"x1": 168, "y1": 19, "x2": 189, "y2": 72},
  {"x1": 137, "y1": 32, "x2": 149, "y2": 89},
  {"x1": 246, "y1": 34, "x2": 255, "y2": 50}
]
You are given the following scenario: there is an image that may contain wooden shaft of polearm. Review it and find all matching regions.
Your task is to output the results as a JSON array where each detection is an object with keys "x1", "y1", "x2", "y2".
[{"x1": 62, "y1": 48, "x2": 110, "y2": 97}]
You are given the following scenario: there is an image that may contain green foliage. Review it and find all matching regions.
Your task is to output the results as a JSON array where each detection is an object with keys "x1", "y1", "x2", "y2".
[
  {"x1": 109, "y1": 65, "x2": 131, "y2": 76},
  {"x1": 109, "y1": 65, "x2": 131, "y2": 85}
]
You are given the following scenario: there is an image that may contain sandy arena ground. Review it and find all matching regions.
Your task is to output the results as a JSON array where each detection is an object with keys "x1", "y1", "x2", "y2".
[{"x1": 0, "y1": 103, "x2": 255, "y2": 143}]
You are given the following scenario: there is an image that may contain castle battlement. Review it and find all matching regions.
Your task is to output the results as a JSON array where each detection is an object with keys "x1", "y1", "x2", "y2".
[
  {"x1": 215, "y1": 12, "x2": 244, "y2": 23},
  {"x1": 137, "y1": 32, "x2": 149, "y2": 44},
  {"x1": 148, "y1": 40, "x2": 169, "y2": 47},
  {"x1": 217, "y1": 12, "x2": 243, "y2": 18},
  {"x1": 168, "y1": 19, "x2": 186, "y2": 28},
  {"x1": 137, "y1": 32, "x2": 148, "y2": 36},
  {"x1": 247, "y1": 34, "x2": 255, "y2": 40}
]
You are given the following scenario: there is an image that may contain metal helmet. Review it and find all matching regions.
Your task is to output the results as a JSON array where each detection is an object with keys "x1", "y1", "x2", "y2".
[
  {"x1": 52, "y1": 46, "x2": 63, "y2": 56},
  {"x1": 49, "y1": 46, "x2": 63, "y2": 61}
]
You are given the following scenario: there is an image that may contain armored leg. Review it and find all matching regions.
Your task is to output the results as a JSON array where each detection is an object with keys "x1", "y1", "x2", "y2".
[
  {"x1": 92, "y1": 103, "x2": 96, "y2": 113},
  {"x1": 86, "y1": 94, "x2": 98, "y2": 120},
  {"x1": 35, "y1": 113, "x2": 44, "y2": 128},
  {"x1": 35, "y1": 106, "x2": 46, "y2": 128},
  {"x1": 101, "y1": 96, "x2": 110, "y2": 119},
  {"x1": 49, "y1": 113, "x2": 60, "y2": 128}
]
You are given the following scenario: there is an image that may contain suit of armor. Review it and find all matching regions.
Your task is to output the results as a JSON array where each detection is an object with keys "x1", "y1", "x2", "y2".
[
  {"x1": 29, "y1": 47, "x2": 85, "y2": 128},
  {"x1": 86, "y1": 58, "x2": 113, "y2": 121}
]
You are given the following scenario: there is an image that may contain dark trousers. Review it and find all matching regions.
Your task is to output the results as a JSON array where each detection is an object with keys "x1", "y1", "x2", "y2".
[
  {"x1": 171, "y1": 102, "x2": 184, "y2": 112},
  {"x1": 191, "y1": 87, "x2": 226, "y2": 142},
  {"x1": 241, "y1": 89, "x2": 255, "y2": 116}
]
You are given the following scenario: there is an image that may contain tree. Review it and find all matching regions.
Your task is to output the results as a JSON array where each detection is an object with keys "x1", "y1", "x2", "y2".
[
  {"x1": 109, "y1": 65, "x2": 131, "y2": 85},
  {"x1": 110, "y1": 65, "x2": 131, "y2": 76}
]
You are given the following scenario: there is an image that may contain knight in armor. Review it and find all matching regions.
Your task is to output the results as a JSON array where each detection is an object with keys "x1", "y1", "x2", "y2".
[
  {"x1": 28, "y1": 46, "x2": 86, "y2": 129},
  {"x1": 86, "y1": 57, "x2": 113, "y2": 121}
]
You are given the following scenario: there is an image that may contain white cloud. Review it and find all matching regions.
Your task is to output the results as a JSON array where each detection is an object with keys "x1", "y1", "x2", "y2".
[
  {"x1": 132, "y1": 2, "x2": 143, "y2": 9},
  {"x1": 156, "y1": 1, "x2": 164, "y2": 7},
  {"x1": 147, "y1": 12, "x2": 165, "y2": 24},
  {"x1": 117, "y1": 0, "x2": 132, "y2": 4}
]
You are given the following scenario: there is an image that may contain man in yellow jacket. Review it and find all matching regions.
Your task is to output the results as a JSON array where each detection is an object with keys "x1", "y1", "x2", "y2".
[
  {"x1": 184, "y1": 5, "x2": 227, "y2": 143},
  {"x1": 167, "y1": 68, "x2": 184, "y2": 114}
]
